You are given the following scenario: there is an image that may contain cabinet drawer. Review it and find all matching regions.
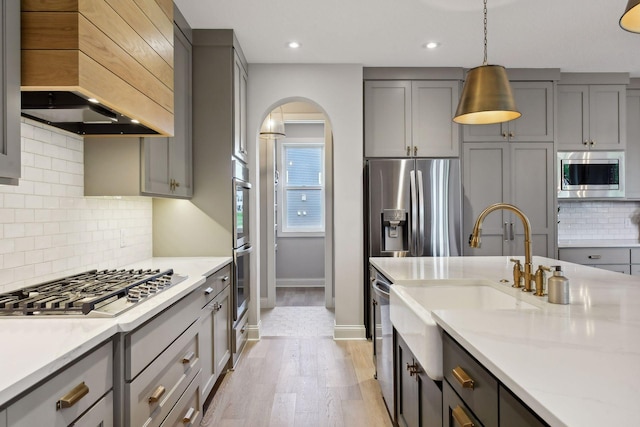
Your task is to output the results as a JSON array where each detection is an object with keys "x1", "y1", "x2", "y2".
[
  {"x1": 127, "y1": 289, "x2": 201, "y2": 380},
  {"x1": 233, "y1": 309, "x2": 249, "y2": 355},
  {"x1": 593, "y1": 264, "x2": 631, "y2": 274},
  {"x1": 197, "y1": 264, "x2": 231, "y2": 308},
  {"x1": 632, "y1": 265, "x2": 640, "y2": 276},
  {"x1": 499, "y1": 385, "x2": 548, "y2": 427},
  {"x1": 443, "y1": 333, "x2": 498, "y2": 427},
  {"x1": 443, "y1": 380, "x2": 484, "y2": 427},
  {"x1": 128, "y1": 321, "x2": 200, "y2": 427},
  {"x1": 73, "y1": 391, "x2": 113, "y2": 427},
  {"x1": 160, "y1": 375, "x2": 202, "y2": 427},
  {"x1": 558, "y1": 247, "x2": 630, "y2": 265},
  {"x1": 8, "y1": 341, "x2": 112, "y2": 427},
  {"x1": 632, "y1": 248, "x2": 640, "y2": 264}
]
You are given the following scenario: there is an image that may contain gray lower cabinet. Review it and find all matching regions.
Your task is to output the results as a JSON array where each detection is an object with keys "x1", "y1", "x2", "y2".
[
  {"x1": 462, "y1": 81, "x2": 554, "y2": 143},
  {"x1": 626, "y1": 89, "x2": 640, "y2": 199},
  {"x1": 198, "y1": 264, "x2": 232, "y2": 401},
  {"x1": 442, "y1": 333, "x2": 548, "y2": 427},
  {"x1": 0, "y1": 0, "x2": 21, "y2": 185},
  {"x1": 557, "y1": 83, "x2": 626, "y2": 151},
  {"x1": 0, "y1": 410, "x2": 4, "y2": 427},
  {"x1": 396, "y1": 331, "x2": 442, "y2": 427},
  {"x1": 364, "y1": 80, "x2": 460, "y2": 158},
  {"x1": 558, "y1": 247, "x2": 634, "y2": 275},
  {"x1": 462, "y1": 142, "x2": 555, "y2": 258}
]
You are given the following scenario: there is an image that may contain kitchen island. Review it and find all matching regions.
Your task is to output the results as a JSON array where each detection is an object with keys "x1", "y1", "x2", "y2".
[
  {"x1": 371, "y1": 256, "x2": 640, "y2": 427},
  {"x1": 0, "y1": 256, "x2": 231, "y2": 420}
]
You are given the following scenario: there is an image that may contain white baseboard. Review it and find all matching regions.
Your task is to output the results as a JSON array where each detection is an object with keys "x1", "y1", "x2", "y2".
[
  {"x1": 247, "y1": 320, "x2": 261, "y2": 341},
  {"x1": 333, "y1": 324, "x2": 367, "y2": 340},
  {"x1": 276, "y1": 278, "x2": 324, "y2": 287},
  {"x1": 260, "y1": 297, "x2": 273, "y2": 309}
]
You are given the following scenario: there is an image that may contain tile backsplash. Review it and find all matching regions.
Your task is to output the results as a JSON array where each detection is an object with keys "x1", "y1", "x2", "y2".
[
  {"x1": 0, "y1": 119, "x2": 152, "y2": 293},
  {"x1": 558, "y1": 200, "x2": 640, "y2": 241}
]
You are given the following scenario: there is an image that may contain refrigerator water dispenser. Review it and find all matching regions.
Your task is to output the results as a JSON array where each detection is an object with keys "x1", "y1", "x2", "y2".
[{"x1": 381, "y1": 209, "x2": 408, "y2": 252}]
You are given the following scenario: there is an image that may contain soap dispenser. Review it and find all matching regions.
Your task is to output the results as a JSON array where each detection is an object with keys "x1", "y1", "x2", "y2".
[{"x1": 547, "y1": 266, "x2": 570, "y2": 304}]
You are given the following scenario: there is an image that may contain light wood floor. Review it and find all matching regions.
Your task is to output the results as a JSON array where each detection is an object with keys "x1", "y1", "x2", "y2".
[
  {"x1": 200, "y1": 337, "x2": 393, "y2": 427},
  {"x1": 276, "y1": 287, "x2": 325, "y2": 306}
]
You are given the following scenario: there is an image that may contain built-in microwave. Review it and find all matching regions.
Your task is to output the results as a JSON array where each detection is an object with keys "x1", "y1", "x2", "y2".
[{"x1": 557, "y1": 151, "x2": 625, "y2": 199}]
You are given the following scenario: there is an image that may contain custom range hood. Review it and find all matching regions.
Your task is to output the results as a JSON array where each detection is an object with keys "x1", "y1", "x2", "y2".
[{"x1": 20, "y1": 0, "x2": 175, "y2": 136}]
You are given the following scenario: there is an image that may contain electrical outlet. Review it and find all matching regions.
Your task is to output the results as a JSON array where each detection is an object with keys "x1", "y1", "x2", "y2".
[{"x1": 120, "y1": 229, "x2": 127, "y2": 248}]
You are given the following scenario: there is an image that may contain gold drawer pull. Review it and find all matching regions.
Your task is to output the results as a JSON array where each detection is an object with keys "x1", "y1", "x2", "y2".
[
  {"x1": 148, "y1": 385, "x2": 166, "y2": 404},
  {"x1": 56, "y1": 382, "x2": 89, "y2": 410},
  {"x1": 452, "y1": 405, "x2": 475, "y2": 427},
  {"x1": 182, "y1": 407, "x2": 196, "y2": 424},
  {"x1": 182, "y1": 351, "x2": 195, "y2": 364},
  {"x1": 588, "y1": 255, "x2": 601, "y2": 260},
  {"x1": 452, "y1": 366, "x2": 475, "y2": 389}
]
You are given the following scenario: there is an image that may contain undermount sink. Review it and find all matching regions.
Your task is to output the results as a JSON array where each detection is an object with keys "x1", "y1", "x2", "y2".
[{"x1": 390, "y1": 282, "x2": 538, "y2": 380}]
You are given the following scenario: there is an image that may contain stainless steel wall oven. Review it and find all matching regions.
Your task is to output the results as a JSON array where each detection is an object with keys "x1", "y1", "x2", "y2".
[{"x1": 232, "y1": 159, "x2": 252, "y2": 322}]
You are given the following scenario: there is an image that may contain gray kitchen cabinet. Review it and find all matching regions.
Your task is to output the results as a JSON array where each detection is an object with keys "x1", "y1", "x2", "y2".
[
  {"x1": 442, "y1": 333, "x2": 548, "y2": 427},
  {"x1": 0, "y1": 410, "x2": 4, "y2": 427},
  {"x1": 84, "y1": 12, "x2": 193, "y2": 199},
  {"x1": 364, "y1": 80, "x2": 460, "y2": 158},
  {"x1": 462, "y1": 142, "x2": 555, "y2": 258},
  {"x1": 198, "y1": 263, "x2": 232, "y2": 401},
  {"x1": 558, "y1": 247, "x2": 633, "y2": 274},
  {"x1": 626, "y1": 89, "x2": 640, "y2": 199},
  {"x1": 234, "y1": 53, "x2": 248, "y2": 162},
  {"x1": 557, "y1": 84, "x2": 626, "y2": 150},
  {"x1": 396, "y1": 331, "x2": 442, "y2": 427},
  {"x1": 0, "y1": 0, "x2": 20, "y2": 185},
  {"x1": 141, "y1": 17, "x2": 193, "y2": 198},
  {"x1": 7, "y1": 341, "x2": 113, "y2": 427},
  {"x1": 462, "y1": 81, "x2": 554, "y2": 143}
]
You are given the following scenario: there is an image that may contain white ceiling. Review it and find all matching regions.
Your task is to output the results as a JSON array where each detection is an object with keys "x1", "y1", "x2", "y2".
[{"x1": 174, "y1": 0, "x2": 640, "y2": 77}]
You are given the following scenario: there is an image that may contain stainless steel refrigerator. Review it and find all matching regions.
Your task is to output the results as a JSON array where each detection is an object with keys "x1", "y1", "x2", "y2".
[{"x1": 365, "y1": 158, "x2": 462, "y2": 422}]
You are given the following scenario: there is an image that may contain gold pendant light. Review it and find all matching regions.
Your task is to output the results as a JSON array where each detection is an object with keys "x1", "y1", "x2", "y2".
[
  {"x1": 453, "y1": 0, "x2": 521, "y2": 125},
  {"x1": 620, "y1": 0, "x2": 640, "y2": 33},
  {"x1": 260, "y1": 106, "x2": 286, "y2": 139}
]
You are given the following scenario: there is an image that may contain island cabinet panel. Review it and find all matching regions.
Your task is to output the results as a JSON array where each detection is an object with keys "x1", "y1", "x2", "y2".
[
  {"x1": 499, "y1": 386, "x2": 547, "y2": 427},
  {"x1": 21, "y1": 0, "x2": 175, "y2": 135},
  {"x1": 557, "y1": 84, "x2": 626, "y2": 151},
  {"x1": 7, "y1": 341, "x2": 113, "y2": 427},
  {"x1": 396, "y1": 332, "x2": 443, "y2": 427},
  {"x1": 442, "y1": 381, "x2": 483, "y2": 427},
  {"x1": 462, "y1": 81, "x2": 553, "y2": 143},
  {"x1": 0, "y1": 0, "x2": 21, "y2": 185},
  {"x1": 462, "y1": 142, "x2": 555, "y2": 258},
  {"x1": 626, "y1": 90, "x2": 640, "y2": 199},
  {"x1": 364, "y1": 80, "x2": 460, "y2": 158},
  {"x1": 633, "y1": 249, "x2": 640, "y2": 265},
  {"x1": 0, "y1": 410, "x2": 4, "y2": 427}
]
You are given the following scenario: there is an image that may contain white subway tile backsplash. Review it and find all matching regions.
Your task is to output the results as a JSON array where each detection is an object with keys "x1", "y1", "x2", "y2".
[
  {"x1": 558, "y1": 201, "x2": 640, "y2": 241},
  {"x1": 0, "y1": 119, "x2": 152, "y2": 293}
]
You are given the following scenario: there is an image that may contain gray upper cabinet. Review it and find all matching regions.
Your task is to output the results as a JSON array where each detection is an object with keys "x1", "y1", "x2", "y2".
[
  {"x1": 462, "y1": 142, "x2": 554, "y2": 258},
  {"x1": 0, "y1": 0, "x2": 21, "y2": 185},
  {"x1": 462, "y1": 81, "x2": 554, "y2": 143},
  {"x1": 364, "y1": 80, "x2": 460, "y2": 157},
  {"x1": 233, "y1": 53, "x2": 248, "y2": 162},
  {"x1": 142, "y1": 20, "x2": 193, "y2": 198},
  {"x1": 626, "y1": 89, "x2": 640, "y2": 199},
  {"x1": 557, "y1": 84, "x2": 626, "y2": 150}
]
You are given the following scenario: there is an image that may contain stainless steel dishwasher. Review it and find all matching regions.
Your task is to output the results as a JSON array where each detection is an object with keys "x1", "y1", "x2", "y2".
[{"x1": 371, "y1": 267, "x2": 394, "y2": 421}]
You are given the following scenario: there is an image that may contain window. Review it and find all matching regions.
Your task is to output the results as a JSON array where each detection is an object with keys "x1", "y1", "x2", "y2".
[{"x1": 278, "y1": 139, "x2": 325, "y2": 235}]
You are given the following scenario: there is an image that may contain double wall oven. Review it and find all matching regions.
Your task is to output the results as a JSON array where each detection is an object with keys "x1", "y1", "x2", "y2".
[{"x1": 233, "y1": 160, "x2": 252, "y2": 323}]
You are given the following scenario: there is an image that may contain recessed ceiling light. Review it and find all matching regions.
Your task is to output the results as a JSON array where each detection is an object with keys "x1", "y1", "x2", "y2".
[
  {"x1": 424, "y1": 42, "x2": 440, "y2": 49},
  {"x1": 88, "y1": 98, "x2": 99, "y2": 103},
  {"x1": 287, "y1": 41, "x2": 301, "y2": 49}
]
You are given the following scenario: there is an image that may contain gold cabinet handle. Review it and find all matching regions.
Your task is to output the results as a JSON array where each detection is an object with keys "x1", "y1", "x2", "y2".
[
  {"x1": 452, "y1": 366, "x2": 475, "y2": 389},
  {"x1": 413, "y1": 146, "x2": 418, "y2": 156},
  {"x1": 583, "y1": 140, "x2": 589, "y2": 145},
  {"x1": 406, "y1": 146, "x2": 411, "y2": 156},
  {"x1": 182, "y1": 351, "x2": 195, "y2": 364},
  {"x1": 452, "y1": 405, "x2": 475, "y2": 427},
  {"x1": 56, "y1": 382, "x2": 89, "y2": 410},
  {"x1": 588, "y1": 254, "x2": 602, "y2": 260},
  {"x1": 590, "y1": 140, "x2": 595, "y2": 146},
  {"x1": 182, "y1": 407, "x2": 196, "y2": 424},
  {"x1": 148, "y1": 385, "x2": 166, "y2": 404}
]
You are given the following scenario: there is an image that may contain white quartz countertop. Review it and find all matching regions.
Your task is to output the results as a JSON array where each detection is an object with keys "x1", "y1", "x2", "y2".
[
  {"x1": 558, "y1": 239, "x2": 640, "y2": 248},
  {"x1": 371, "y1": 256, "x2": 640, "y2": 427},
  {"x1": 0, "y1": 256, "x2": 231, "y2": 408}
]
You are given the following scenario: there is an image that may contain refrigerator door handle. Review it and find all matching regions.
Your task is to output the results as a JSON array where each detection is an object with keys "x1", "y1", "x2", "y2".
[
  {"x1": 416, "y1": 169, "x2": 425, "y2": 256},
  {"x1": 410, "y1": 170, "x2": 418, "y2": 255}
]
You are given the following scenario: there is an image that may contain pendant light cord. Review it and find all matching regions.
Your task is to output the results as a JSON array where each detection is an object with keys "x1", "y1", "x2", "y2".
[{"x1": 483, "y1": 0, "x2": 488, "y2": 65}]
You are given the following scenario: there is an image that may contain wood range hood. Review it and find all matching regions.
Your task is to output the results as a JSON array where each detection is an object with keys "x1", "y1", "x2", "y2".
[{"x1": 20, "y1": 0, "x2": 175, "y2": 136}]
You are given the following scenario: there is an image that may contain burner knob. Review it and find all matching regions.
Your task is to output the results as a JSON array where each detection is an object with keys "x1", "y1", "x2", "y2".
[
  {"x1": 146, "y1": 282, "x2": 159, "y2": 293},
  {"x1": 137, "y1": 286, "x2": 149, "y2": 297},
  {"x1": 127, "y1": 290, "x2": 140, "y2": 303}
]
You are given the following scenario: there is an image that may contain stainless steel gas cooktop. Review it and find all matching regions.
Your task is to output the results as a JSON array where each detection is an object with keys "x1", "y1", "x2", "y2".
[{"x1": 0, "y1": 269, "x2": 187, "y2": 317}]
